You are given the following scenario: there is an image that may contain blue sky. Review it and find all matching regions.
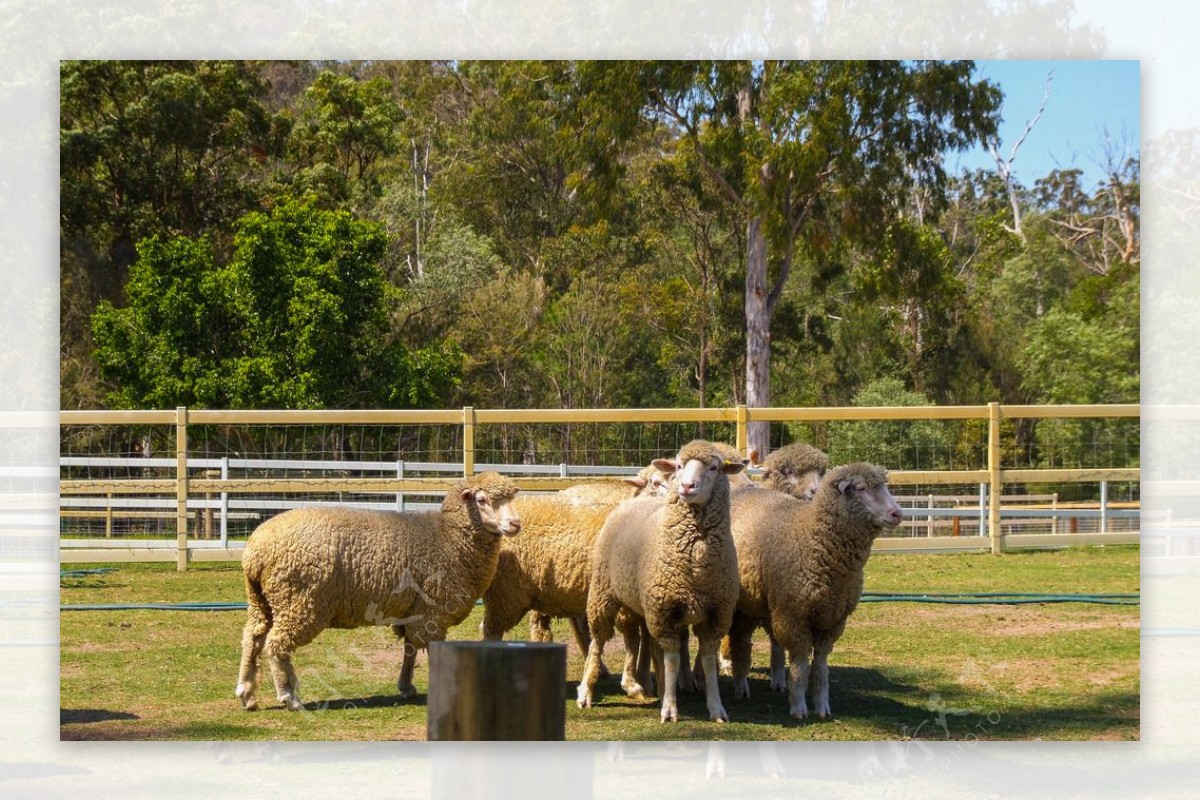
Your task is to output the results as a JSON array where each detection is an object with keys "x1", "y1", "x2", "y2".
[{"x1": 948, "y1": 60, "x2": 1141, "y2": 191}]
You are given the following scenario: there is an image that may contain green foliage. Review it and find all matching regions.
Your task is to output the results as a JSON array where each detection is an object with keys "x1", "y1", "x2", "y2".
[
  {"x1": 827, "y1": 378, "x2": 951, "y2": 469},
  {"x1": 64, "y1": 58, "x2": 1138, "y2": 477},
  {"x1": 283, "y1": 71, "x2": 405, "y2": 204},
  {"x1": 92, "y1": 198, "x2": 459, "y2": 409}
]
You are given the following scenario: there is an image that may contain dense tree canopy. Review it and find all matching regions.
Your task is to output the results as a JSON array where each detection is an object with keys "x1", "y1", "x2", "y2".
[{"x1": 62, "y1": 60, "x2": 1139, "y2": 469}]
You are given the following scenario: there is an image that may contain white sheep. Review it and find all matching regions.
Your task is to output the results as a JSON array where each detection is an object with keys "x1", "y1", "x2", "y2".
[
  {"x1": 577, "y1": 440, "x2": 744, "y2": 723},
  {"x1": 484, "y1": 462, "x2": 669, "y2": 666},
  {"x1": 559, "y1": 463, "x2": 669, "y2": 507},
  {"x1": 726, "y1": 462, "x2": 902, "y2": 718},
  {"x1": 758, "y1": 441, "x2": 830, "y2": 501},
  {"x1": 716, "y1": 441, "x2": 832, "y2": 689},
  {"x1": 234, "y1": 471, "x2": 522, "y2": 711}
]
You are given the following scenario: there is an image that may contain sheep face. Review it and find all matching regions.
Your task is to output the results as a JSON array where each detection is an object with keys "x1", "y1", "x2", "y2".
[
  {"x1": 835, "y1": 470, "x2": 903, "y2": 529},
  {"x1": 461, "y1": 486, "x2": 523, "y2": 536},
  {"x1": 622, "y1": 466, "x2": 670, "y2": 497},
  {"x1": 653, "y1": 454, "x2": 745, "y2": 507},
  {"x1": 765, "y1": 466, "x2": 824, "y2": 501}
]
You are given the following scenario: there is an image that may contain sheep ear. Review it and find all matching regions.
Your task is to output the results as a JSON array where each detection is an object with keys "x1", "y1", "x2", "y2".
[
  {"x1": 623, "y1": 476, "x2": 648, "y2": 489},
  {"x1": 460, "y1": 487, "x2": 476, "y2": 503},
  {"x1": 836, "y1": 478, "x2": 855, "y2": 496},
  {"x1": 722, "y1": 459, "x2": 748, "y2": 475},
  {"x1": 651, "y1": 458, "x2": 678, "y2": 474}
]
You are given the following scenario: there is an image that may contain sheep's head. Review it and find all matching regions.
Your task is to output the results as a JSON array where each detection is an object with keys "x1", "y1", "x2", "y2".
[
  {"x1": 760, "y1": 443, "x2": 830, "y2": 502},
  {"x1": 622, "y1": 462, "x2": 671, "y2": 497},
  {"x1": 654, "y1": 440, "x2": 747, "y2": 507},
  {"x1": 454, "y1": 471, "x2": 523, "y2": 537},
  {"x1": 824, "y1": 463, "x2": 902, "y2": 530}
]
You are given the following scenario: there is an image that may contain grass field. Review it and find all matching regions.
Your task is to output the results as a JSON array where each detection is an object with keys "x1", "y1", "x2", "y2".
[{"x1": 59, "y1": 546, "x2": 1139, "y2": 742}]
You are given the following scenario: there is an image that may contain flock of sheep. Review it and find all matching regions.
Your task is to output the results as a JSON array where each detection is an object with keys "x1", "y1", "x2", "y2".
[{"x1": 233, "y1": 439, "x2": 904, "y2": 726}]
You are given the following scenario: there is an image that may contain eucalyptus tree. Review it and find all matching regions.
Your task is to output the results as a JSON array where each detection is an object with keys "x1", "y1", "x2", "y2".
[{"x1": 582, "y1": 60, "x2": 1001, "y2": 457}]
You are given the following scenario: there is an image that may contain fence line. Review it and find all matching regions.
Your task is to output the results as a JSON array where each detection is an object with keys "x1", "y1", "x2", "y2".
[{"x1": 60, "y1": 403, "x2": 1141, "y2": 569}]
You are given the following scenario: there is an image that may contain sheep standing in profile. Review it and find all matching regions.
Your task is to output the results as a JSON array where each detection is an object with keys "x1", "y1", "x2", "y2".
[
  {"x1": 727, "y1": 463, "x2": 902, "y2": 718},
  {"x1": 578, "y1": 440, "x2": 743, "y2": 723},
  {"x1": 235, "y1": 471, "x2": 522, "y2": 711}
]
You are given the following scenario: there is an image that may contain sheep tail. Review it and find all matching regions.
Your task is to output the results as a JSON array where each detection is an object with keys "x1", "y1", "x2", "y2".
[{"x1": 243, "y1": 571, "x2": 272, "y2": 636}]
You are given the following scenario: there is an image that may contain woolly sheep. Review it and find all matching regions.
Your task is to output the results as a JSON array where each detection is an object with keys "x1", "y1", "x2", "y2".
[
  {"x1": 758, "y1": 442, "x2": 831, "y2": 501},
  {"x1": 725, "y1": 462, "x2": 902, "y2": 718},
  {"x1": 234, "y1": 471, "x2": 522, "y2": 712},
  {"x1": 578, "y1": 440, "x2": 744, "y2": 723},
  {"x1": 485, "y1": 462, "x2": 668, "y2": 648},
  {"x1": 715, "y1": 441, "x2": 832, "y2": 689},
  {"x1": 559, "y1": 463, "x2": 670, "y2": 507}
]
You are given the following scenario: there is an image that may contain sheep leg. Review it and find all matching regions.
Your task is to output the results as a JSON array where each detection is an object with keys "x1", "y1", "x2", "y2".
[
  {"x1": 678, "y1": 627, "x2": 700, "y2": 692},
  {"x1": 578, "y1": 603, "x2": 615, "y2": 709},
  {"x1": 394, "y1": 625, "x2": 420, "y2": 700},
  {"x1": 650, "y1": 639, "x2": 665, "y2": 700},
  {"x1": 768, "y1": 633, "x2": 788, "y2": 693},
  {"x1": 810, "y1": 623, "x2": 844, "y2": 718},
  {"x1": 809, "y1": 651, "x2": 832, "y2": 718},
  {"x1": 696, "y1": 629, "x2": 729, "y2": 722},
  {"x1": 571, "y1": 613, "x2": 612, "y2": 680},
  {"x1": 576, "y1": 636, "x2": 607, "y2": 709},
  {"x1": 618, "y1": 619, "x2": 647, "y2": 700},
  {"x1": 635, "y1": 619, "x2": 656, "y2": 696},
  {"x1": 264, "y1": 630, "x2": 304, "y2": 712},
  {"x1": 531, "y1": 611, "x2": 553, "y2": 642},
  {"x1": 727, "y1": 612, "x2": 758, "y2": 700},
  {"x1": 787, "y1": 644, "x2": 814, "y2": 720},
  {"x1": 235, "y1": 618, "x2": 267, "y2": 711},
  {"x1": 659, "y1": 638, "x2": 682, "y2": 723}
]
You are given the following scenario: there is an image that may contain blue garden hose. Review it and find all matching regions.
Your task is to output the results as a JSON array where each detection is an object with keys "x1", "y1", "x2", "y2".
[{"x1": 59, "y1": 592, "x2": 1139, "y2": 612}]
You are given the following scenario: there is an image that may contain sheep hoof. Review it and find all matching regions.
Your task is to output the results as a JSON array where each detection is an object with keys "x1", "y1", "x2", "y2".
[
  {"x1": 397, "y1": 684, "x2": 418, "y2": 700},
  {"x1": 770, "y1": 673, "x2": 788, "y2": 693},
  {"x1": 621, "y1": 682, "x2": 647, "y2": 702},
  {"x1": 789, "y1": 704, "x2": 809, "y2": 720},
  {"x1": 235, "y1": 683, "x2": 258, "y2": 711},
  {"x1": 660, "y1": 704, "x2": 678, "y2": 723},
  {"x1": 709, "y1": 707, "x2": 729, "y2": 723},
  {"x1": 733, "y1": 679, "x2": 750, "y2": 700},
  {"x1": 719, "y1": 658, "x2": 733, "y2": 677},
  {"x1": 282, "y1": 695, "x2": 304, "y2": 712},
  {"x1": 576, "y1": 688, "x2": 593, "y2": 709}
]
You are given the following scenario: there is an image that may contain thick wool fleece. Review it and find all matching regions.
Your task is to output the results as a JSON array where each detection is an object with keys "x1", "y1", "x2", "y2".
[
  {"x1": 712, "y1": 441, "x2": 755, "y2": 491},
  {"x1": 482, "y1": 494, "x2": 614, "y2": 639},
  {"x1": 587, "y1": 441, "x2": 740, "y2": 652},
  {"x1": 758, "y1": 442, "x2": 830, "y2": 497},
  {"x1": 580, "y1": 440, "x2": 742, "y2": 722},
  {"x1": 726, "y1": 463, "x2": 894, "y2": 712},
  {"x1": 236, "y1": 471, "x2": 519, "y2": 710}
]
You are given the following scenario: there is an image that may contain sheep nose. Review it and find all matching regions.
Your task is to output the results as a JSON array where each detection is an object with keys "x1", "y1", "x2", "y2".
[{"x1": 509, "y1": 519, "x2": 523, "y2": 533}]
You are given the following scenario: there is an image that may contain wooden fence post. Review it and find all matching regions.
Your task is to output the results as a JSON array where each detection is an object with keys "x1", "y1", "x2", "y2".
[
  {"x1": 427, "y1": 641, "x2": 566, "y2": 741},
  {"x1": 988, "y1": 402, "x2": 1003, "y2": 556},
  {"x1": 735, "y1": 404, "x2": 749, "y2": 460},
  {"x1": 462, "y1": 406, "x2": 476, "y2": 477},
  {"x1": 175, "y1": 406, "x2": 189, "y2": 572}
]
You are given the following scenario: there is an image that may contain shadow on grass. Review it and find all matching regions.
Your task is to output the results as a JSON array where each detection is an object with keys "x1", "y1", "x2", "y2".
[
  {"x1": 305, "y1": 694, "x2": 424, "y2": 711},
  {"x1": 60, "y1": 708, "x2": 139, "y2": 724}
]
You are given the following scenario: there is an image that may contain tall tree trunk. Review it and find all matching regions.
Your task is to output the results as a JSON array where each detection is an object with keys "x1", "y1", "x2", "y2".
[{"x1": 745, "y1": 216, "x2": 771, "y2": 460}]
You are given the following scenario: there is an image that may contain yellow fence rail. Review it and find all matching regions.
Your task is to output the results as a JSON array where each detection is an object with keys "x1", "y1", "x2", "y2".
[{"x1": 60, "y1": 403, "x2": 1140, "y2": 568}]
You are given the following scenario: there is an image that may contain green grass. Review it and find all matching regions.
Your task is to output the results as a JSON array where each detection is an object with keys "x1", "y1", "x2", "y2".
[{"x1": 59, "y1": 547, "x2": 1139, "y2": 741}]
